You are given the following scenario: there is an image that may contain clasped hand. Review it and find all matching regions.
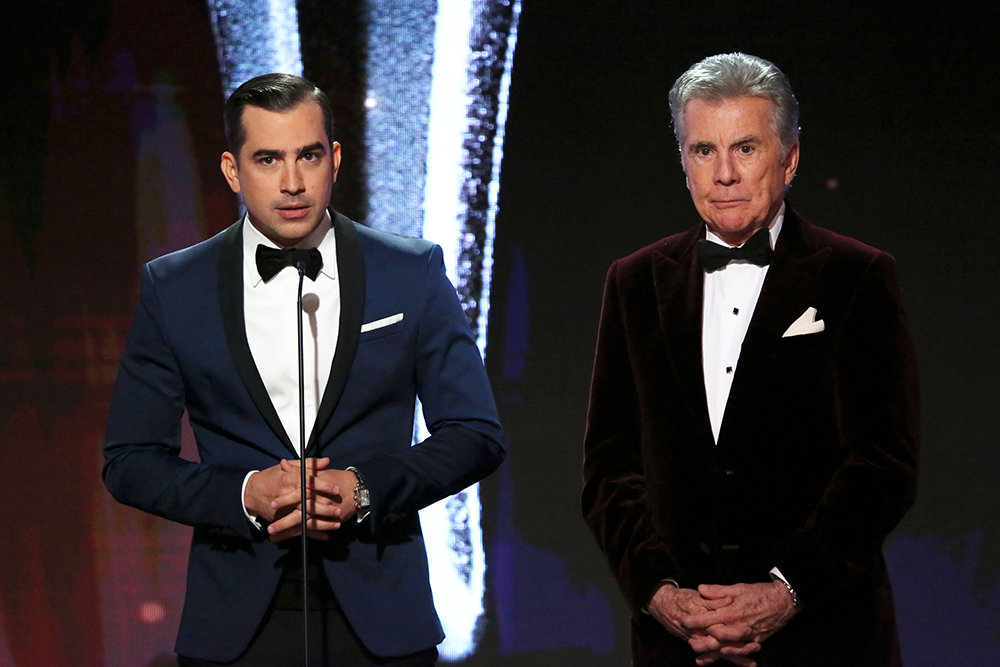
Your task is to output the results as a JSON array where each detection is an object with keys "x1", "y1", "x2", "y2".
[
  {"x1": 244, "y1": 457, "x2": 358, "y2": 543},
  {"x1": 648, "y1": 580, "x2": 799, "y2": 667}
]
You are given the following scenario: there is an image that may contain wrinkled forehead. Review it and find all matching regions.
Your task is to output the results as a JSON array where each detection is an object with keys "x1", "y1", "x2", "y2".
[{"x1": 679, "y1": 96, "x2": 777, "y2": 143}]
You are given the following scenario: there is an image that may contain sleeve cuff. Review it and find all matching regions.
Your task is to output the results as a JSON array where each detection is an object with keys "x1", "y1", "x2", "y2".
[
  {"x1": 770, "y1": 566, "x2": 803, "y2": 609},
  {"x1": 642, "y1": 579, "x2": 680, "y2": 615},
  {"x1": 241, "y1": 470, "x2": 263, "y2": 530}
]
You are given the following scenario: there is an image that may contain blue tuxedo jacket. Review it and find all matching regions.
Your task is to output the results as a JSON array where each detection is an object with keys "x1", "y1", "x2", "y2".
[{"x1": 104, "y1": 212, "x2": 504, "y2": 662}]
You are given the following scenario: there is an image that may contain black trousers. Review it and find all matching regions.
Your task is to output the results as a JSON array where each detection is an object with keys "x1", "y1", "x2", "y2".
[{"x1": 178, "y1": 559, "x2": 438, "y2": 667}]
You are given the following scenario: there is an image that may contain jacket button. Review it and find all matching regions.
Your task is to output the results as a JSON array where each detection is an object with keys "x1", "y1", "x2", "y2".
[
  {"x1": 721, "y1": 544, "x2": 740, "y2": 551},
  {"x1": 725, "y1": 469, "x2": 735, "y2": 475}
]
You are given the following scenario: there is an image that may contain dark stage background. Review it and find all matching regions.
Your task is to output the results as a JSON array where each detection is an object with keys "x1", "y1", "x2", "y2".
[{"x1": 1, "y1": 1, "x2": 996, "y2": 665}]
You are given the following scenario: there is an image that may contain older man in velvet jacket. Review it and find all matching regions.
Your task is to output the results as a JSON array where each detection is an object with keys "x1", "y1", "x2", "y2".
[{"x1": 582, "y1": 53, "x2": 918, "y2": 666}]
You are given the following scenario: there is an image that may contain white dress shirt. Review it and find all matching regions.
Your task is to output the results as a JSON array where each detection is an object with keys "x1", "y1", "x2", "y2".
[
  {"x1": 240, "y1": 213, "x2": 340, "y2": 525},
  {"x1": 702, "y1": 202, "x2": 784, "y2": 443},
  {"x1": 242, "y1": 213, "x2": 340, "y2": 451}
]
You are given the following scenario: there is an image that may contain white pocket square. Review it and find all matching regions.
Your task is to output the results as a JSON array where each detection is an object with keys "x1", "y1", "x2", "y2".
[
  {"x1": 782, "y1": 307, "x2": 825, "y2": 337},
  {"x1": 361, "y1": 313, "x2": 403, "y2": 333}
]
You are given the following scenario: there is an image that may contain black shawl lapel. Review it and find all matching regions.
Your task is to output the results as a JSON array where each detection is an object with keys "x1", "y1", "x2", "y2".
[
  {"x1": 739, "y1": 209, "x2": 831, "y2": 352},
  {"x1": 717, "y1": 208, "x2": 832, "y2": 447},
  {"x1": 305, "y1": 212, "x2": 365, "y2": 457},
  {"x1": 218, "y1": 219, "x2": 298, "y2": 457},
  {"x1": 652, "y1": 224, "x2": 715, "y2": 447}
]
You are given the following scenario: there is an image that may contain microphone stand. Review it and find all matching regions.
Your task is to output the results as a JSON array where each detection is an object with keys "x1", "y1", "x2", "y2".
[{"x1": 296, "y1": 266, "x2": 310, "y2": 666}]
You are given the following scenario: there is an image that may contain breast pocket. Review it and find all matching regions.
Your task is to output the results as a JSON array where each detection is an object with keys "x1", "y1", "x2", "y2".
[
  {"x1": 769, "y1": 331, "x2": 837, "y2": 420},
  {"x1": 776, "y1": 330, "x2": 830, "y2": 354},
  {"x1": 358, "y1": 314, "x2": 406, "y2": 343}
]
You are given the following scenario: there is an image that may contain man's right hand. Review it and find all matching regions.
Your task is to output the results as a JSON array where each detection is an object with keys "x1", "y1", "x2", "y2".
[{"x1": 647, "y1": 584, "x2": 761, "y2": 667}]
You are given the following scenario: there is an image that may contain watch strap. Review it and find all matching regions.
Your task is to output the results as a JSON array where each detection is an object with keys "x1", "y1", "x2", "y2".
[{"x1": 346, "y1": 466, "x2": 370, "y2": 522}]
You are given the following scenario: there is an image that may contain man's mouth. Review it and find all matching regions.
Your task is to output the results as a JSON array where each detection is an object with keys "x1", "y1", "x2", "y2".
[
  {"x1": 277, "y1": 204, "x2": 310, "y2": 220},
  {"x1": 711, "y1": 199, "x2": 748, "y2": 209}
]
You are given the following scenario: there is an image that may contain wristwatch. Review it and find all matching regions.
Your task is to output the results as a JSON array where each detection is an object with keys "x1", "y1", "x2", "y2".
[{"x1": 346, "y1": 466, "x2": 370, "y2": 522}]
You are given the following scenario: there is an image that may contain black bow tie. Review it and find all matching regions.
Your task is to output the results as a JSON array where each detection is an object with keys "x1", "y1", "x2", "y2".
[
  {"x1": 698, "y1": 226, "x2": 773, "y2": 272},
  {"x1": 255, "y1": 245, "x2": 324, "y2": 282}
]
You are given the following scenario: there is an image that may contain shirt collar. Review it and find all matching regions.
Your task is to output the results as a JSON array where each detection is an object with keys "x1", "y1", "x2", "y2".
[
  {"x1": 242, "y1": 211, "x2": 338, "y2": 288},
  {"x1": 704, "y1": 200, "x2": 785, "y2": 251}
]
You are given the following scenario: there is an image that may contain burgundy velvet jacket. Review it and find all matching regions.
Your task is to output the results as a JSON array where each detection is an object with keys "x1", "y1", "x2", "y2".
[{"x1": 582, "y1": 208, "x2": 919, "y2": 666}]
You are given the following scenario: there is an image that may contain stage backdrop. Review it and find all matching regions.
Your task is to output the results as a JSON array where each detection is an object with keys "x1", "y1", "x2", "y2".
[{"x1": 1, "y1": 2, "x2": 996, "y2": 666}]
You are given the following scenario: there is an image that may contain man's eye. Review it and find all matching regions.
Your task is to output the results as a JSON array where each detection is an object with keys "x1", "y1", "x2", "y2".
[
  {"x1": 698, "y1": 147, "x2": 712, "y2": 156},
  {"x1": 260, "y1": 157, "x2": 275, "y2": 165},
  {"x1": 302, "y1": 153, "x2": 317, "y2": 161},
  {"x1": 739, "y1": 145, "x2": 754, "y2": 154}
]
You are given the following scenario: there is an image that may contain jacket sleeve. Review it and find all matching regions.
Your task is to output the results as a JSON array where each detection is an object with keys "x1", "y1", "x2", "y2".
[
  {"x1": 772, "y1": 252, "x2": 920, "y2": 608},
  {"x1": 102, "y1": 265, "x2": 255, "y2": 540},
  {"x1": 354, "y1": 244, "x2": 505, "y2": 533},
  {"x1": 582, "y1": 260, "x2": 681, "y2": 615}
]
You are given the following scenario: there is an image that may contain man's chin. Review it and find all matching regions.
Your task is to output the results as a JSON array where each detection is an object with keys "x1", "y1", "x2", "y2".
[
  {"x1": 249, "y1": 214, "x2": 324, "y2": 248},
  {"x1": 705, "y1": 218, "x2": 763, "y2": 243}
]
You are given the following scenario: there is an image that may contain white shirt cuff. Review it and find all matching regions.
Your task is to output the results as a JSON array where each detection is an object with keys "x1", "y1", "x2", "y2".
[
  {"x1": 770, "y1": 566, "x2": 803, "y2": 608},
  {"x1": 769, "y1": 566, "x2": 790, "y2": 586},
  {"x1": 241, "y1": 470, "x2": 262, "y2": 530}
]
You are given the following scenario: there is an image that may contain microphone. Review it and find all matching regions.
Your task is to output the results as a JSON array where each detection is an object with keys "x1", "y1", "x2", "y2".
[
  {"x1": 255, "y1": 244, "x2": 323, "y2": 664},
  {"x1": 296, "y1": 261, "x2": 310, "y2": 666}
]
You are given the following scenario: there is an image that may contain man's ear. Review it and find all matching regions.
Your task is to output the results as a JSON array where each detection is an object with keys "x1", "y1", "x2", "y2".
[
  {"x1": 783, "y1": 141, "x2": 800, "y2": 186},
  {"x1": 221, "y1": 151, "x2": 241, "y2": 193},
  {"x1": 330, "y1": 142, "x2": 342, "y2": 183}
]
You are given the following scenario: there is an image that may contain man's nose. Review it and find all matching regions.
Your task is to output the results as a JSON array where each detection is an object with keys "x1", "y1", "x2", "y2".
[
  {"x1": 714, "y1": 153, "x2": 740, "y2": 186},
  {"x1": 280, "y1": 163, "x2": 305, "y2": 194}
]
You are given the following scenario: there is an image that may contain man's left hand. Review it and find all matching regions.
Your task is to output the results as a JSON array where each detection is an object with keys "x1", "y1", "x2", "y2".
[{"x1": 683, "y1": 580, "x2": 799, "y2": 651}]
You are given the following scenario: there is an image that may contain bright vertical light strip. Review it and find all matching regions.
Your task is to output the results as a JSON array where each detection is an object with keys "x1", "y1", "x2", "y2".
[
  {"x1": 206, "y1": 0, "x2": 302, "y2": 100},
  {"x1": 419, "y1": 0, "x2": 522, "y2": 659},
  {"x1": 421, "y1": 2, "x2": 474, "y2": 286},
  {"x1": 413, "y1": 406, "x2": 485, "y2": 662},
  {"x1": 475, "y1": 0, "x2": 521, "y2": 357},
  {"x1": 418, "y1": 5, "x2": 482, "y2": 661},
  {"x1": 267, "y1": 0, "x2": 304, "y2": 78}
]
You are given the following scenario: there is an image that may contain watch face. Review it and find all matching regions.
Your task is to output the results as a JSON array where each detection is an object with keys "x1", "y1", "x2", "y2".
[{"x1": 357, "y1": 487, "x2": 370, "y2": 508}]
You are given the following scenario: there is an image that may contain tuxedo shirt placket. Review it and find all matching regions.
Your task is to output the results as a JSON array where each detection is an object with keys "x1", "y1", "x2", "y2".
[
  {"x1": 701, "y1": 208, "x2": 783, "y2": 444},
  {"x1": 242, "y1": 216, "x2": 341, "y2": 455}
]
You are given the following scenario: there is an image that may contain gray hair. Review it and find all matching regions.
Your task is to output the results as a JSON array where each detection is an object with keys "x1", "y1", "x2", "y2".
[{"x1": 669, "y1": 53, "x2": 800, "y2": 153}]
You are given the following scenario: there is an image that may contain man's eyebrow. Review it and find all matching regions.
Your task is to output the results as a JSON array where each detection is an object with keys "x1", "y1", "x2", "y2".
[
  {"x1": 249, "y1": 143, "x2": 327, "y2": 160},
  {"x1": 687, "y1": 140, "x2": 716, "y2": 153},
  {"x1": 297, "y1": 142, "x2": 326, "y2": 155},
  {"x1": 729, "y1": 135, "x2": 760, "y2": 148},
  {"x1": 251, "y1": 148, "x2": 284, "y2": 159}
]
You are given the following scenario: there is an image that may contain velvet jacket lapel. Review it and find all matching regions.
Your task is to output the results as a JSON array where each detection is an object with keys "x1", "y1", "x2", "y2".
[
  {"x1": 717, "y1": 209, "x2": 832, "y2": 448},
  {"x1": 217, "y1": 212, "x2": 366, "y2": 459},
  {"x1": 652, "y1": 224, "x2": 714, "y2": 448}
]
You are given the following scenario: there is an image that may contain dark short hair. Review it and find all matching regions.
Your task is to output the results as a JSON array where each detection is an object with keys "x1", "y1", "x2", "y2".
[{"x1": 224, "y1": 73, "x2": 334, "y2": 158}]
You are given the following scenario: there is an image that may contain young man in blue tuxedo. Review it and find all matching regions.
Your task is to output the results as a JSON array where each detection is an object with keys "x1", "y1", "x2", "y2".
[
  {"x1": 583, "y1": 53, "x2": 919, "y2": 666},
  {"x1": 104, "y1": 74, "x2": 504, "y2": 666}
]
